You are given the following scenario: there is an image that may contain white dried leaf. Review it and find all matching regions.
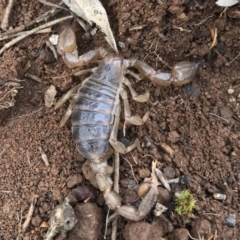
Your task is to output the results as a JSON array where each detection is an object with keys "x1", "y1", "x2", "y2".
[
  {"x1": 44, "y1": 85, "x2": 57, "y2": 108},
  {"x1": 216, "y1": 0, "x2": 238, "y2": 7},
  {"x1": 62, "y1": 0, "x2": 118, "y2": 52}
]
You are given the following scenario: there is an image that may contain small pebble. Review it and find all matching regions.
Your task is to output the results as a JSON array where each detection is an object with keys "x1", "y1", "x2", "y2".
[
  {"x1": 154, "y1": 202, "x2": 168, "y2": 216},
  {"x1": 74, "y1": 185, "x2": 98, "y2": 201},
  {"x1": 169, "y1": 228, "x2": 189, "y2": 240},
  {"x1": 191, "y1": 219, "x2": 211, "y2": 239},
  {"x1": 118, "y1": 41, "x2": 126, "y2": 48},
  {"x1": 157, "y1": 187, "x2": 172, "y2": 203},
  {"x1": 179, "y1": 175, "x2": 190, "y2": 186},
  {"x1": 138, "y1": 168, "x2": 150, "y2": 178},
  {"x1": 124, "y1": 221, "x2": 165, "y2": 239},
  {"x1": 226, "y1": 213, "x2": 236, "y2": 227},
  {"x1": 31, "y1": 215, "x2": 42, "y2": 227},
  {"x1": 163, "y1": 166, "x2": 176, "y2": 179},
  {"x1": 228, "y1": 88, "x2": 234, "y2": 94},
  {"x1": 229, "y1": 97, "x2": 236, "y2": 103},
  {"x1": 213, "y1": 193, "x2": 226, "y2": 201},
  {"x1": 67, "y1": 174, "x2": 83, "y2": 189},
  {"x1": 52, "y1": 188, "x2": 63, "y2": 202}
]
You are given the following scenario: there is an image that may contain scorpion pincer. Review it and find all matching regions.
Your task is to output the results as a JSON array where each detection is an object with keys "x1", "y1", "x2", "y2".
[{"x1": 55, "y1": 26, "x2": 201, "y2": 221}]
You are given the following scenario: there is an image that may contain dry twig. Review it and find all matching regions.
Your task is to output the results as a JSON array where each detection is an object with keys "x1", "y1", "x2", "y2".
[
  {"x1": 1, "y1": 0, "x2": 14, "y2": 30},
  {"x1": 121, "y1": 155, "x2": 138, "y2": 184},
  {"x1": 193, "y1": 16, "x2": 213, "y2": 26},
  {"x1": 111, "y1": 152, "x2": 119, "y2": 240},
  {"x1": 209, "y1": 27, "x2": 218, "y2": 49},
  {"x1": 39, "y1": 147, "x2": 50, "y2": 166},
  {"x1": 209, "y1": 113, "x2": 229, "y2": 124},
  {"x1": 0, "y1": 15, "x2": 72, "y2": 55},
  {"x1": 226, "y1": 52, "x2": 240, "y2": 66},
  {"x1": 0, "y1": 28, "x2": 52, "y2": 41},
  {"x1": 0, "y1": 2, "x2": 63, "y2": 38},
  {"x1": 24, "y1": 73, "x2": 42, "y2": 83},
  {"x1": 22, "y1": 194, "x2": 39, "y2": 232}
]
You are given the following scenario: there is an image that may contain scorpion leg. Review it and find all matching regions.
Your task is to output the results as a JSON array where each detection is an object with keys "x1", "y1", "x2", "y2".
[
  {"x1": 120, "y1": 88, "x2": 149, "y2": 126},
  {"x1": 55, "y1": 83, "x2": 82, "y2": 110},
  {"x1": 97, "y1": 160, "x2": 159, "y2": 221},
  {"x1": 54, "y1": 83, "x2": 82, "y2": 127},
  {"x1": 109, "y1": 104, "x2": 137, "y2": 154},
  {"x1": 125, "y1": 59, "x2": 201, "y2": 86},
  {"x1": 59, "y1": 101, "x2": 74, "y2": 127},
  {"x1": 123, "y1": 77, "x2": 149, "y2": 103}
]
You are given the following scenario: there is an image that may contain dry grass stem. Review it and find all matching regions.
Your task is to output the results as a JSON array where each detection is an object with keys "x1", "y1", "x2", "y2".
[
  {"x1": 1, "y1": 0, "x2": 14, "y2": 30},
  {"x1": 39, "y1": 147, "x2": 50, "y2": 166},
  {"x1": 0, "y1": 15, "x2": 72, "y2": 55},
  {"x1": 22, "y1": 195, "x2": 39, "y2": 232},
  {"x1": 121, "y1": 155, "x2": 139, "y2": 184},
  {"x1": 0, "y1": 28, "x2": 52, "y2": 41},
  {"x1": 111, "y1": 152, "x2": 120, "y2": 240}
]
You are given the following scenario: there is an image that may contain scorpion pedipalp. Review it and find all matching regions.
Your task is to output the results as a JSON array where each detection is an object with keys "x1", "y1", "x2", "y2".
[{"x1": 125, "y1": 58, "x2": 201, "y2": 87}]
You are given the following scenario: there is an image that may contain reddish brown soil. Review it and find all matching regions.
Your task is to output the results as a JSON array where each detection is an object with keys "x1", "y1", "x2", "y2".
[{"x1": 0, "y1": 0, "x2": 239, "y2": 239}]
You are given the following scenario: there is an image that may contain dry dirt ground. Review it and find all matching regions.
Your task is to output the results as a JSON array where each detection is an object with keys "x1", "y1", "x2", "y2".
[{"x1": 0, "y1": 0, "x2": 240, "y2": 239}]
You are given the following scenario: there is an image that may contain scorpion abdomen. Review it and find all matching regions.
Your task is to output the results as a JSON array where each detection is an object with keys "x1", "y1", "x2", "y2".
[{"x1": 71, "y1": 54, "x2": 124, "y2": 160}]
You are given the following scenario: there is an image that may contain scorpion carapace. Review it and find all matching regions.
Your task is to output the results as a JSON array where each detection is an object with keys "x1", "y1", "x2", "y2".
[{"x1": 55, "y1": 26, "x2": 201, "y2": 221}]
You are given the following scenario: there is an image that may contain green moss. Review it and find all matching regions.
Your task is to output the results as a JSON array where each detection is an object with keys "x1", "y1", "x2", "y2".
[{"x1": 174, "y1": 190, "x2": 197, "y2": 215}]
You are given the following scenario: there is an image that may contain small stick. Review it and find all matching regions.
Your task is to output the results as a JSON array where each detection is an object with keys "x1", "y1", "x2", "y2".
[
  {"x1": 0, "y1": 149, "x2": 6, "y2": 156},
  {"x1": 129, "y1": 25, "x2": 146, "y2": 31},
  {"x1": 226, "y1": 52, "x2": 240, "y2": 66},
  {"x1": 22, "y1": 194, "x2": 39, "y2": 232},
  {"x1": 155, "y1": 168, "x2": 171, "y2": 192},
  {"x1": 159, "y1": 142, "x2": 174, "y2": 158},
  {"x1": 209, "y1": 113, "x2": 229, "y2": 124},
  {"x1": 193, "y1": 15, "x2": 213, "y2": 26},
  {"x1": 121, "y1": 155, "x2": 138, "y2": 184},
  {"x1": 0, "y1": 15, "x2": 73, "y2": 55},
  {"x1": 104, "y1": 208, "x2": 111, "y2": 239},
  {"x1": 0, "y1": 87, "x2": 20, "y2": 102},
  {"x1": 8, "y1": 107, "x2": 43, "y2": 120},
  {"x1": 0, "y1": 2, "x2": 63, "y2": 38},
  {"x1": 38, "y1": 0, "x2": 68, "y2": 11},
  {"x1": 220, "y1": 7, "x2": 228, "y2": 18},
  {"x1": 25, "y1": 73, "x2": 42, "y2": 83},
  {"x1": 111, "y1": 152, "x2": 119, "y2": 240},
  {"x1": 1, "y1": 190, "x2": 13, "y2": 193},
  {"x1": 39, "y1": 147, "x2": 50, "y2": 166},
  {"x1": 1, "y1": 0, "x2": 14, "y2": 30},
  {"x1": 210, "y1": 27, "x2": 218, "y2": 49},
  {"x1": 26, "y1": 151, "x2": 32, "y2": 169},
  {"x1": 46, "y1": 40, "x2": 58, "y2": 59},
  {"x1": 16, "y1": 208, "x2": 23, "y2": 240},
  {"x1": 173, "y1": 25, "x2": 191, "y2": 32},
  {"x1": 0, "y1": 27, "x2": 52, "y2": 41}
]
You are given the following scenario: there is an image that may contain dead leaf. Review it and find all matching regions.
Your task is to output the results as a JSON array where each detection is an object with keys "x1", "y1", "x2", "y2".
[
  {"x1": 216, "y1": 0, "x2": 238, "y2": 7},
  {"x1": 44, "y1": 85, "x2": 57, "y2": 108},
  {"x1": 62, "y1": 0, "x2": 118, "y2": 52}
]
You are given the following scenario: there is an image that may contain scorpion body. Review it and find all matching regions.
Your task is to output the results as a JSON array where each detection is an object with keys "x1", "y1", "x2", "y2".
[
  {"x1": 55, "y1": 26, "x2": 201, "y2": 221},
  {"x1": 72, "y1": 54, "x2": 123, "y2": 161}
]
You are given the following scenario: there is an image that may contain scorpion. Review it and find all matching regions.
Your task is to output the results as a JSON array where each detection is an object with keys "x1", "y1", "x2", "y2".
[{"x1": 55, "y1": 26, "x2": 201, "y2": 221}]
